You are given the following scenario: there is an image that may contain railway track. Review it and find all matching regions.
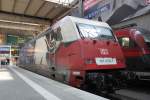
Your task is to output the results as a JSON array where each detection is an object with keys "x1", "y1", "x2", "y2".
[
  {"x1": 92, "y1": 82, "x2": 150, "y2": 100},
  {"x1": 108, "y1": 93, "x2": 137, "y2": 100},
  {"x1": 88, "y1": 89, "x2": 137, "y2": 100},
  {"x1": 106, "y1": 88, "x2": 150, "y2": 100}
]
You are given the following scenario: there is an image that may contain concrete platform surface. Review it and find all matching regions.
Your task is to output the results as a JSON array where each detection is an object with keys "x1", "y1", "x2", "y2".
[{"x1": 0, "y1": 65, "x2": 109, "y2": 100}]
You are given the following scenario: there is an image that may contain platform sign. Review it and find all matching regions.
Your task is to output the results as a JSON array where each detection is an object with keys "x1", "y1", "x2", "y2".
[
  {"x1": 7, "y1": 35, "x2": 18, "y2": 45},
  {"x1": 84, "y1": 0, "x2": 103, "y2": 11},
  {"x1": 18, "y1": 37, "x2": 25, "y2": 43},
  {"x1": 84, "y1": 0, "x2": 110, "y2": 19},
  {"x1": 84, "y1": 0, "x2": 150, "y2": 25},
  {"x1": 84, "y1": 3, "x2": 110, "y2": 19},
  {"x1": 83, "y1": 0, "x2": 103, "y2": 19},
  {"x1": 145, "y1": 0, "x2": 150, "y2": 5}
]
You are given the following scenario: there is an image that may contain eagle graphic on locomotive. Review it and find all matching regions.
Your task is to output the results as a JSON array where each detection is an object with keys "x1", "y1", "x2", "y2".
[{"x1": 18, "y1": 16, "x2": 126, "y2": 92}]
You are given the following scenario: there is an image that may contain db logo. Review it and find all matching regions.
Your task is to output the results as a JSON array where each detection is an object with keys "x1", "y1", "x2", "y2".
[
  {"x1": 100, "y1": 48, "x2": 109, "y2": 55},
  {"x1": 145, "y1": 0, "x2": 150, "y2": 5}
]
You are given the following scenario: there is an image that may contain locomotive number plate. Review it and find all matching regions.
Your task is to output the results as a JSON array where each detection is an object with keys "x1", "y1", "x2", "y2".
[{"x1": 95, "y1": 58, "x2": 117, "y2": 65}]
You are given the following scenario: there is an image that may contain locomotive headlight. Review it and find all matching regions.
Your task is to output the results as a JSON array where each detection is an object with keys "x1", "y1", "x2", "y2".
[
  {"x1": 85, "y1": 59, "x2": 94, "y2": 64},
  {"x1": 72, "y1": 71, "x2": 80, "y2": 76}
]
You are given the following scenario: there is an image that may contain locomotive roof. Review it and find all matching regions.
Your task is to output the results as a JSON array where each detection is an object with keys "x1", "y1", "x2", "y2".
[{"x1": 56, "y1": 16, "x2": 111, "y2": 29}]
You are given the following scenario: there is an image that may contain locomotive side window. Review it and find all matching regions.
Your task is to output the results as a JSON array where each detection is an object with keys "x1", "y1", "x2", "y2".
[
  {"x1": 119, "y1": 37, "x2": 137, "y2": 48},
  {"x1": 119, "y1": 37, "x2": 130, "y2": 47},
  {"x1": 76, "y1": 23, "x2": 115, "y2": 41}
]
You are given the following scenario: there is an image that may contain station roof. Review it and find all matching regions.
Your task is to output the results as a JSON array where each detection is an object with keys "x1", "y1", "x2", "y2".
[
  {"x1": 0, "y1": 0, "x2": 77, "y2": 21},
  {"x1": 0, "y1": 0, "x2": 77, "y2": 34}
]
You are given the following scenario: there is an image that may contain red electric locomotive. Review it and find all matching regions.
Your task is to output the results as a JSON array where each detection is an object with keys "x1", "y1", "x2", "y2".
[
  {"x1": 115, "y1": 24, "x2": 150, "y2": 81},
  {"x1": 19, "y1": 16, "x2": 125, "y2": 92}
]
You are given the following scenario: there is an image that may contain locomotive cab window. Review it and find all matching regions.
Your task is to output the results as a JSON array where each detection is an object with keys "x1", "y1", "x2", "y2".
[
  {"x1": 119, "y1": 37, "x2": 137, "y2": 48},
  {"x1": 76, "y1": 23, "x2": 116, "y2": 41}
]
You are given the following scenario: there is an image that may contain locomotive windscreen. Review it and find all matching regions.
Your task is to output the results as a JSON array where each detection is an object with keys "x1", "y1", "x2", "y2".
[{"x1": 76, "y1": 23, "x2": 116, "y2": 41}]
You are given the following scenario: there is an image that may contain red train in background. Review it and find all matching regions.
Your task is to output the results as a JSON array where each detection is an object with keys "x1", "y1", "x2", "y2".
[
  {"x1": 18, "y1": 16, "x2": 126, "y2": 92},
  {"x1": 115, "y1": 24, "x2": 150, "y2": 81}
]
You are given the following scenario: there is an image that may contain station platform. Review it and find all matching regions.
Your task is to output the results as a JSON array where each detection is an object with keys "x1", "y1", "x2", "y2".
[{"x1": 0, "y1": 65, "x2": 108, "y2": 100}]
